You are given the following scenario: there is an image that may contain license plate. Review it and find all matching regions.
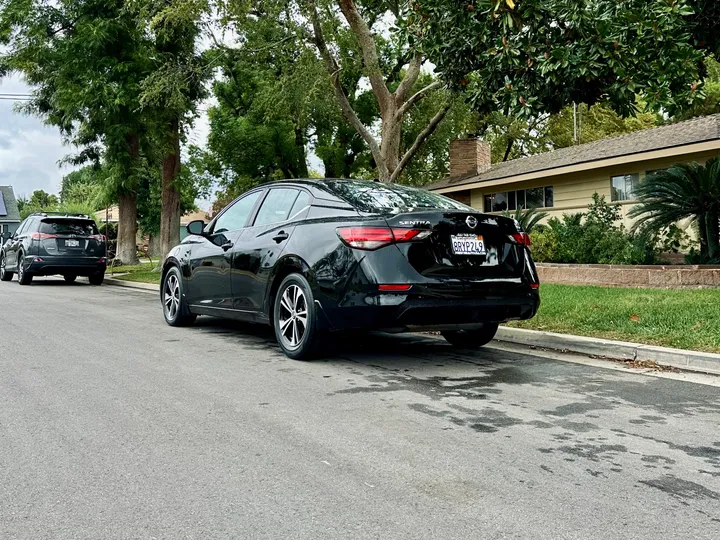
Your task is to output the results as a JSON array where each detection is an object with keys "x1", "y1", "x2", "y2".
[
  {"x1": 451, "y1": 234, "x2": 486, "y2": 255},
  {"x1": 66, "y1": 239, "x2": 80, "y2": 247}
]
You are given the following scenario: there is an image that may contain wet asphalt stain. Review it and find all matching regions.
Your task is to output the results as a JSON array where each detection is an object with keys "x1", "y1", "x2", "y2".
[
  {"x1": 640, "y1": 475, "x2": 720, "y2": 502},
  {"x1": 612, "y1": 429, "x2": 720, "y2": 469},
  {"x1": 541, "y1": 401, "x2": 614, "y2": 417},
  {"x1": 540, "y1": 443, "x2": 628, "y2": 462},
  {"x1": 331, "y1": 366, "x2": 534, "y2": 401}
]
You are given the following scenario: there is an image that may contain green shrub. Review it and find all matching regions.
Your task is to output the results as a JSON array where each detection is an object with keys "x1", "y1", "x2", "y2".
[
  {"x1": 530, "y1": 228, "x2": 558, "y2": 262},
  {"x1": 541, "y1": 193, "x2": 668, "y2": 265}
]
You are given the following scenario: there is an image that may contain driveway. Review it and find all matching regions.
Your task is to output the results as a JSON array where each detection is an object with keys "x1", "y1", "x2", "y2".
[{"x1": 1, "y1": 280, "x2": 719, "y2": 539}]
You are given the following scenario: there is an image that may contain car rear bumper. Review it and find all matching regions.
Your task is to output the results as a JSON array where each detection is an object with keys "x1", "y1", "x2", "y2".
[
  {"x1": 317, "y1": 289, "x2": 540, "y2": 332},
  {"x1": 25, "y1": 256, "x2": 106, "y2": 276}
]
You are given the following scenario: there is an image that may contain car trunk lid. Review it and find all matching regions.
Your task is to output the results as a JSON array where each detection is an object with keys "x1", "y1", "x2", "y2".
[{"x1": 384, "y1": 211, "x2": 526, "y2": 280}]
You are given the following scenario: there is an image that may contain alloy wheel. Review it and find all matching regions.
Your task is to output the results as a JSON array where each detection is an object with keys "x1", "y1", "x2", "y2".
[
  {"x1": 278, "y1": 284, "x2": 308, "y2": 349},
  {"x1": 164, "y1": 274, "x2": 181, "y2": 321},
  {"x1": 0, "y1": 253, "x2": 5, "y2": 279},
  {"x1": 17, "y1": 254, "x2": 23, "y2": 281}
]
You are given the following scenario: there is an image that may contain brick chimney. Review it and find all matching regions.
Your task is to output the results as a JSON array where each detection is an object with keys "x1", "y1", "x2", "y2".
[{"x1": 449, "y1": 138, "x2": 492, "y2": 179}]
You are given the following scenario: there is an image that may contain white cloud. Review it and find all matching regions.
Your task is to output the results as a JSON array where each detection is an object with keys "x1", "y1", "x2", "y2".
[{"x1": 0, "y1": 75, "x2": 77, "y2": 197}]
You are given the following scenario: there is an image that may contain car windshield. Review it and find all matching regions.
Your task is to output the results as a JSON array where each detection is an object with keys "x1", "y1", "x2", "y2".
[
  {"x1": 322, "y1": 180, "x2": 473, "y2": 213},
  {"x1": 40, "y1": 219, "x2": 98, "y2": 236}
]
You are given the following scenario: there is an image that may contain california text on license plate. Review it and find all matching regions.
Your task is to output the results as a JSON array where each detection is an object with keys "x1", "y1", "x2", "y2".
[
  {"x1": 66, "y1": 240, "x2": 80, "y2": 247},
  {"x1": 451, "y1": 234, "x2": 486, "y2": 255}
]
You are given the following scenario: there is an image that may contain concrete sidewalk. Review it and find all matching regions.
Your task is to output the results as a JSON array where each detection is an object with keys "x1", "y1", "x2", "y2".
[{"x1": 496, "y1": 326, "x2": 720, "y2": 376}]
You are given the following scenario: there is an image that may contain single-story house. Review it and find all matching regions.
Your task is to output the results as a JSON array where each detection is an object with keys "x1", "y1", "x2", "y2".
[
  {"x1": 0, "y1": 186, "x2": 22, "y2": 243},
  {"x1": 427, "y1": 114, "x2": 720, "y2": 228}
]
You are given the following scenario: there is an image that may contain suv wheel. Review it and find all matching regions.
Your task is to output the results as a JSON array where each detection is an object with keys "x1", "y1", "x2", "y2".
[
  {"x1": 442, "y1": 323, "x2": 499, "y2": 349},
  {"x1": 64, "y1": 274, "x2": 77, "y2": 283},
  {"x1": 162, "y1": 267, "x2": 196, "y2": 327},
  {"x1": 17, "y1": 251, "x2": 33, "y2": 285},
  {"x1": 273, "y1": 274, "x2": 322, "y2": 360},
  {"x1": 0, "y1": 252, "x2": 13, "y2": 282},
  {"x1": 88, "y1": 273, "x2": 104, "y2": 286}
]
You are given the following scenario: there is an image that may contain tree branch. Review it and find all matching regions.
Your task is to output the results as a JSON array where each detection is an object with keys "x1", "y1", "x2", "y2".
[
  {"x1": 395, "y1": 80, "x2": 441, "y2": 119},
  {"x1": 390, "y1": 100, "x2": 452, "y2": 183},
  {"x1": 394, "y1": 52, "x2": 423, "y2": 104},
  {"x1": 307, "y1": 2, "x2": 386, "y2": 177},
  {"x1": 386, "y1": 51, "x2": 412, "y2": 86},
  {"x1": 337, "y1": 0, "x2": 392, "y2": 114}
]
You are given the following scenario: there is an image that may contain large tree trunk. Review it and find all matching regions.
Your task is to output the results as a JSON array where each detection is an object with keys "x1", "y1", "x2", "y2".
[
  {"x1": 116, "y1": 191, "x2": 139, "y2": 265},
  {"x1": 115, "y1": 133, "x2": 140, "y2": 265},
  {"x1": 159, "y1": 119, "x2": 182, "y2": 261}
]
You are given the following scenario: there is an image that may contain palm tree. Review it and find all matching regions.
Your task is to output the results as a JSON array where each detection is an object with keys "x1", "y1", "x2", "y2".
[
  {"x1": 629, "y1": 158, "x2": 720, "y2": 260},
  {"x1": 502, "y1": 206, "x2": 549, "y2": 233}
]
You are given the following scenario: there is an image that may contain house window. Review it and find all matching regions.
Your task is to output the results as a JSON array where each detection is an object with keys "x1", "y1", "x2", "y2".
[
  {"x1": 483, "y1": 192, "x2": 509, "y2": 212},
  {"x1": 611, "y1": 174, "x2": 639, "y2": 201},
  {"x1": 526, "y1": 187, "x2": 544, "y2": 209},
  {"x1": 483, "y1": 186, "x2": 554, "y2": 212}
]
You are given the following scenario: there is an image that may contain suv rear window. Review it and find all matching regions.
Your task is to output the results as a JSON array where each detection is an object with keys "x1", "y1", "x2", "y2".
[
  {"x1": 322, "y1": 180, "x2": 473, "y2": 213},
  {"x1": 39, "y1": 219, "x2": 98, "y2": 236}
]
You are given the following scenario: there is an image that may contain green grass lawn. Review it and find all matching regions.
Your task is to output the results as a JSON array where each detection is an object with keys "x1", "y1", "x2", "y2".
[
  {"x1": 508, "y1": 284, "x2": 720, "y2": 353},
  {"x1": 106, "y1": 262, "x2": 156, "y2": 275},
  {"x1": 112, "y1": 271, "x2": 161, "y2": 285}
]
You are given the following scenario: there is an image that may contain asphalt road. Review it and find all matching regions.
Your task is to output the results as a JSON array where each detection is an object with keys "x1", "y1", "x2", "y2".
[{"x1": 1, "y1": 279, "x2": 720, "y2": 540}]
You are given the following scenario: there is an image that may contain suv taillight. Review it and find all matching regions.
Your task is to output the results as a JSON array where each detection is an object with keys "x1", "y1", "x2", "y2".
[
  {"x1": 89, "y1": 235, "x2": 106, "y2": 242},
  {"x1": 336, "y1": 227, "x2": 431, "y2": 250},
  {"x1": 31, "y1": 232, "x2": 57, "y2": 240}
]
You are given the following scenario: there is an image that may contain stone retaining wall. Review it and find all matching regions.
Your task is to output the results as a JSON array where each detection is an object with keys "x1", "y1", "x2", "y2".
[{"x1": 536, "y1": 263, "x2": 720, "y2": 288}]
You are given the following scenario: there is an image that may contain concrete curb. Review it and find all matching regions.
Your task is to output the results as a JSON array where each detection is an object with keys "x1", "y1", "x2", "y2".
[
  {"x1": 496, "y1": 326, "x2": 720, "y2": 375},
  {"x1": 104, "y1": 277, "x2": 159, "y2": 292}
]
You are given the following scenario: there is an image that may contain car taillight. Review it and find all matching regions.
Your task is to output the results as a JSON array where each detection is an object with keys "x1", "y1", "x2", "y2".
[
  {"x1": 530, "y1": 283, "x2": 539, "y2": 290},
  {"x1": 31, "y1": 233, "x2": 57, "y2": 240},
  {"x1": 89, "y1": 235, "x2": 106, "y2": 242},
  {"x1": 511, "y1": 232, "x2": 532, "y2": 247},
  {"x1": 378, "y1": 284, "x2": 412, "y2": 292},
  {"x1": 336, "y1": 227, "x2": 431, "y2": 250}
]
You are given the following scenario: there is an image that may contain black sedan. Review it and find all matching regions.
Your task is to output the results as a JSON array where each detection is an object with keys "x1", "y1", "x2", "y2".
[{"x1": 161, "y1": 179, "x2": 540, "y2": 359}]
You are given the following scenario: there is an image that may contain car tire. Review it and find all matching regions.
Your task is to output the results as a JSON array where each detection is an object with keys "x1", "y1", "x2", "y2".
[
  {"x1": 64, "y1": 275, "x2": 77, "y2": 283},
  {"x1": 273, "y1": 273, "x2": 322, "y2": 360},
  {"x1": 88, "y1": 273, "x2": 104, "y2": 286},
  {"x1": 442, "y1": 323, "x2": 499, "y2": 349},
  {"x1": 162, "y1": 266, "x2": 196, "y2": 327},
  {"x1": 17, "y1": 252, "x2": 32, "y2": 286},
  {"x1": 0, "y1": 252, "x2": 13, "y2": 282}
]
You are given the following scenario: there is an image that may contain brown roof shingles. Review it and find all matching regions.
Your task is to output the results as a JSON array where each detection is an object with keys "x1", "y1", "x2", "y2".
[{"x1": 428, "y1": 114, "x2": 720, "y2": 191}]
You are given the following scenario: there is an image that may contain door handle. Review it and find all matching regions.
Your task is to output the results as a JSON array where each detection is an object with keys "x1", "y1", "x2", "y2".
[
  {"x1": 273, "y1": 231, "x2": 289, "y2": 243},
  {"x1": 221, "y1": 241, "x2": 234, "y2": 251}
]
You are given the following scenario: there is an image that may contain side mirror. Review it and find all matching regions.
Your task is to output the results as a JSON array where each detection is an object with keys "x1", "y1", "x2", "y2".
[{"x1": 186, "y1": 220, "x2": 205, "y2": 236}]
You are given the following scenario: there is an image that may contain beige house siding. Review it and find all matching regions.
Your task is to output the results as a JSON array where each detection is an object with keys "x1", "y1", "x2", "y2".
[{"x1": 468, "y1": 149, "x2": 720, "y2": 229}]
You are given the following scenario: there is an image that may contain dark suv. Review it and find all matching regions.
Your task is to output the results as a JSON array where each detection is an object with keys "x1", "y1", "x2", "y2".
[{"x1": 0, "y1": 213, "x2": 106, "y2": 285}]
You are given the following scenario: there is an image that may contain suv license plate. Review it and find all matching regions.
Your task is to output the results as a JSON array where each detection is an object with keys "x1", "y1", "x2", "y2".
[
  {"x1": 66, "y1": 240, "x2": 80, "y2": 247},
  {"x1": 451, "y1": 234, "x2": 486, "y2": 255}
]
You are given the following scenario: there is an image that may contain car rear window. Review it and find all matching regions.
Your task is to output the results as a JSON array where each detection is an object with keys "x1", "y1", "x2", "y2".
[
  {"x1": 40, "y1": 219, "x2": 98, "y2": 236},
  {"x1": 322, "y1": 180, "x2": 473, "y2": 213}
]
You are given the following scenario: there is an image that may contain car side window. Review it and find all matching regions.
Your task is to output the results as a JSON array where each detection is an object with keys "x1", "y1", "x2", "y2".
[
  {"x1": 288, "y1": 191, "x2": 311, "y2": 221},
  {"x1": 213, "y1": 191, "x2": 262, "y2": 234},
  {"x1": 253, "y1": 189, "x2": 301, "y2": 227},
  {"x1": 15, "y1": 220, "x2": 28, "y2": 236}
]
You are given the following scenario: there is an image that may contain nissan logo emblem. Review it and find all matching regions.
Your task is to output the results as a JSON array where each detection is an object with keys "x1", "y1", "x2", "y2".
[{"x1": 466, "y1": 216, "x2": 478, "y2": 229}]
